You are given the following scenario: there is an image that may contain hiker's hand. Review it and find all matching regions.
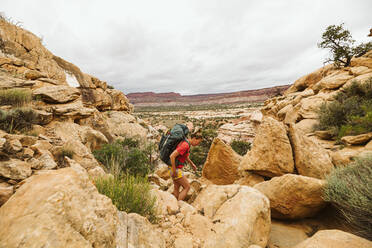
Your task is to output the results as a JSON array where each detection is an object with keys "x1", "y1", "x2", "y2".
[{"x1": 192, "y1": 163, "x2": 197, "y2": 171}]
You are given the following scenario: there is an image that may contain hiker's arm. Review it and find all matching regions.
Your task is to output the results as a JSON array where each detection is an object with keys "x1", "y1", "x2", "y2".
[
  {"x1": 170, "y1": 150, "x2": 180, "y2": 178},
  {"x1": 186, "y1": 157, "x2": 197, "y2": 171}
]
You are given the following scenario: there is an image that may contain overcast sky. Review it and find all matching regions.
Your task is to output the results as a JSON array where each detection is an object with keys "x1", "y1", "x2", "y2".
[{"x1": 2, "y1": 0, "x2": 371, "y2": 95}]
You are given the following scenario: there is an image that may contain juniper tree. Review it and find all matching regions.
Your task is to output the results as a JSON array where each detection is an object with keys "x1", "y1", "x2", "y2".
[{"x1": 318, "y1": 23, "x2": 372, "y2": 67}]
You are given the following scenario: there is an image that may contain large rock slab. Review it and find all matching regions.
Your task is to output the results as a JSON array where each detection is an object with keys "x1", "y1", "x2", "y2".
[
  {"x1": 33, "y1": 85, "x2": 80, "y2": 103},
  {"x1": 293, "y1": 230, "x2": 372, "y2": 248},
  {"x1": 0, "y1": 163, "x2": 118, "y2": 248},
  {"x1": 202, "y1": 138, "x2": 242, "y2": 185},
  {"x1": 341, "y1": 132, "x2": 372, "y2": 145},
  {"x1": 289, "y1": 124, "x2": 334, "y2": 179},
  {"x1": 254, "y1": 174, "x2": 326, "y2": 219},
  {"x1": 203, "y1": 186, "x2": 271, "y2": 248},
  {"x1": 240, "y1": 117, "x2": 294, "y2": 177}
]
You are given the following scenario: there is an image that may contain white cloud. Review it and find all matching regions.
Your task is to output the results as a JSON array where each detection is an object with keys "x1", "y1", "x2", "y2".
[{"x1": 1, "y1": 0, "x2": 371, "y2": 94}]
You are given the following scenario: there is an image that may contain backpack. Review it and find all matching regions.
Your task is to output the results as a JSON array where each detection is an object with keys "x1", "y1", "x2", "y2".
[{"x1": 158, "y1": 124, "x2": 189, "y2": 166}]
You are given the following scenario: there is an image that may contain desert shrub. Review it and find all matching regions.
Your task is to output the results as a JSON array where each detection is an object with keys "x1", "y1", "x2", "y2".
[
  {"x1": 0, "y1": 89, "x2": 32, "y2": 106},
  {"x1": 231, "y1": 139, "x2": 251, "y2": 156},
  {"x1": 315, "y1": 78, "x2": 372, "y2": 139},
  {"x1": 323, "y1": 155, "x2": 372, "y2": 239},
  {"x1": 95, "y1": 174, "x2": 157, "y2": 223},
  {"x1": 0, "y1": 108, "x2": 36, "y2": 133},
  {"x1": 93, "y1": 137, "x2": 155, "y2": 177},
  {"x1": 55, "y1": 146, "x2": 75, "y2": 167}
]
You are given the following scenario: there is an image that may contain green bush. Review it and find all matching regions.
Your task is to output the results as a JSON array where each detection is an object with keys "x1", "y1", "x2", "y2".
[
  {"x1": 95, "y1": 174, "x2": 157, "y2": 223},
  {"x1": 231, "y1": 139, "x2": 251, "y2": 156},
  {"x1": 0, "y1": 89, "x2": 32, "y2": 106},
  {"x1": 93, "y1": 138, "x2": 155, "y2": 177},
  {"x1": 0, "y1": 108, "x2": 36, "y2": 133},
  {"x1": 315, "y1": 78, "x2": 372, "y2": 139},
  {"x1": 55, "y1": 146, "x2": 75, "y2": 167},
  {"x1": 323, "y1": 155, "x2": 372, "y2": 240}
]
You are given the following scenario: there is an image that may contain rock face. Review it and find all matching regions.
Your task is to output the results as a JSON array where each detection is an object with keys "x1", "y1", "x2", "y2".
[
  {"x1": 240, "y1": 117, "x2": 294, "y2": 177},
  {"x1": 254, "y1": 174, "x2": 326, "y2": 219},
  {"x1": 193, "y1": 184, "x2": 271, "y2": 248},
  {"x1": 202, "y1": 138, "x2": 242, "y2": 185},
  {"x1": 293, "y1": 230, "x2": 372, "y2": 248},
  {"x1": 0, "y1": 163, "x2": 118, "y2": 248},
  {"x1": 289, "y1": 124, "x2": 334, "y2": 179}
]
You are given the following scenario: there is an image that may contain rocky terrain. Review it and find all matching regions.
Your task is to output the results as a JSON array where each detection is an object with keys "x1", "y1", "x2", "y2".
[
  {"x1": 127, "y1": 85, "x2": 289, "y2": 106},
  {"x1": 0, "y1": 16, "x2": 372, "y2": 248}
]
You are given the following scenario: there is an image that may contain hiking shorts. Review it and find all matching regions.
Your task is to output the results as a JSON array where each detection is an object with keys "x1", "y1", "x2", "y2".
[{"x1": 168, "y1": 167, "x2": 183, "y2": 180}]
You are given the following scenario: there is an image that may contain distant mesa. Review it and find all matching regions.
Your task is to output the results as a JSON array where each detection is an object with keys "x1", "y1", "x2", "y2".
[{"x1": 127, "y1": 85, "x2": 290, "y2": 106}]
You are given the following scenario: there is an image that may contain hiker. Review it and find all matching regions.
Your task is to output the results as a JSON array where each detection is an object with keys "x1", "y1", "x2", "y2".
[
  {"x1": 169, "y1": 129, "x2": 203, "y2": 201},
  {"x1": 158, "y1": 122, "x2": 203, "y2": 201}
]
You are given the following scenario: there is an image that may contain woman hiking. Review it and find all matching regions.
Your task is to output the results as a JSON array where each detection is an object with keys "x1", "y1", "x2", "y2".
[{"x1": 169, "y1": 123, "x2": 203, "y2": 201}]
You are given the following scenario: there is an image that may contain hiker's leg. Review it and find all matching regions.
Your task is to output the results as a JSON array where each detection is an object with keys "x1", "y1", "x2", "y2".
[
  {"x1": 172, "y1": 179, "x2": 180, "y2": 199},
  {"x1": 177, "y1": 176, "x2": 190, "y2": 201}
]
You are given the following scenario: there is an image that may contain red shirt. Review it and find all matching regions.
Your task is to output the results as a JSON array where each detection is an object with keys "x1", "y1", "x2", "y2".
[{"x1": 175, "y1": 140, "x2": 190, "y2": 168}]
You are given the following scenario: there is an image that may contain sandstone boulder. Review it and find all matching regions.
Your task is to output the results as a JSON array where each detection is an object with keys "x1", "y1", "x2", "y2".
[
  {"x1": 37, "y1": 151, "x2": 58, "y2": 170},
  {"x1": 350, "y1": 66, "x2": 371, "y2": 76},
  {"x1": 289, "y1": 124, "x2": 334, "y2": 179},
  {"x1": 203, "y1": 186, "x2": 271, "y2": 248},
  {"x1": 202, "y1": 138, "x2": 241, "y2": 185},
  {"x1": 312, "y1": 71, "x2": 354, "y2": 91},
  {"x1": 285, "y1": 64, "x2": 335, "y2": 94},
  {"x1": 268, "y1": 220, "x2": 310, "y2": 248},
  {"x1": 254, "y1": 174, "x2": 326, "y2": 219},
  {"x1": 127, "y1": 213, "x2": 165, "y2": 248},
  {"x1": 105, "y1": 111, "x2": 148, "y2": 139},
  {"x1": 298, "y1": 95, "x2": 327, "y2": 119},
  {"x1": 284, "y1": 103, "x2": 301, "y2": 124},
  {"x1": 0, "y1": 159, "x2": 32, "y2": 180},
  {"x1": 24, "y1": 69, "x2": 46, "y2": 80},
  {"x1": 33, "y1": 85, "x2": 80, "y2": 103},
  {"x1": 240, "y1": 117, "x2": 294, "y2": 177},
  {"x1": 277, "y1": 104, "x2": 293, "y2": 120},
  {"x1": 0, "y1": 163, "x2": 118, "y2": 247},
  {"x1": 293, "y1": 230, "x2": 372, "y2": 248},
  {"x1": 192, "y1": 184, "x2": 241, "y2": 219},
  {"x1": 294, "y1": 119, "x2": 318, "y2": 134},
  {"x1": 233, "y1": 170, "x2": 264, "y2": 187},
  {"x1": 341, "y1": 132, "x2": 372, "y2": 145},
  {"x1": 151, "y1": 189, "x2": 179, "y2": 215}
]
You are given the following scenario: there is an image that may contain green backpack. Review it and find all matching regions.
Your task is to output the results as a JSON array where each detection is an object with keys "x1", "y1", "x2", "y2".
[{"x1": 158, "y1": 124, "x2": 189, "y2": 166}]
